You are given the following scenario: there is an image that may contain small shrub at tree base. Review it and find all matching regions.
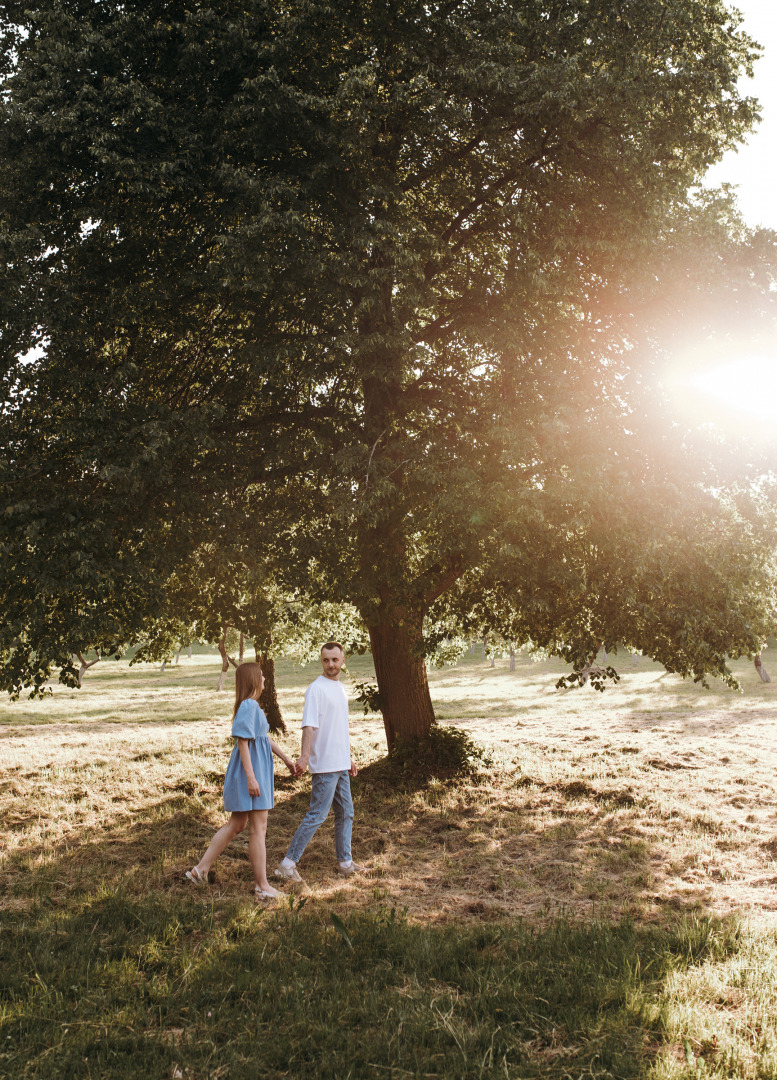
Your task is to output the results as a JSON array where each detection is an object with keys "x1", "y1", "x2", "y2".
[{"x1": 362, "y1": 724, "x2": 493, "y2": 788}]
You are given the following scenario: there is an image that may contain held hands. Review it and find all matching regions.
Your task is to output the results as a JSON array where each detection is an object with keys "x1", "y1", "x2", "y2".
[
  {"x1": 286, "y1": 758, "x2": 353, "y2": 776},
  {"x1": 247, "y1": 776, "x2": 261, "y2": 797}
]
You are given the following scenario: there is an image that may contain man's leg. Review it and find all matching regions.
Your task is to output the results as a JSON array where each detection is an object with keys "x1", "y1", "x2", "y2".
[
  {"x1": 332, "y1": 771, "x2": 354, "y2": 865},
  {"x1": 283, "y1": 772, "x2": 338, "y2": 866}
]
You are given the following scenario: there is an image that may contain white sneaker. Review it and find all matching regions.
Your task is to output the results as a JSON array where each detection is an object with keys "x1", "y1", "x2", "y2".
[
  {"x1": 274, "y1": 862, "x2": 303, "y2": 883},
  {"x1": 335, "y1": 861, "x2": 365, "y2": 877}
]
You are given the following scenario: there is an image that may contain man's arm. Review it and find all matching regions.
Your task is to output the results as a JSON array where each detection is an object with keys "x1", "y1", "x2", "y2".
[{"x1": 296, "y1": 726, "x2": 314, "y2": 773}]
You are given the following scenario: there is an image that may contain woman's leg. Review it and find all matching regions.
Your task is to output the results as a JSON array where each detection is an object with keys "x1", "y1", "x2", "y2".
[
  {"x1": 194, "y1": 812, "x2": 248, "y2": 877},
  {"x1": 248, "y1": 810, "x2": 277, "y2": 894}
]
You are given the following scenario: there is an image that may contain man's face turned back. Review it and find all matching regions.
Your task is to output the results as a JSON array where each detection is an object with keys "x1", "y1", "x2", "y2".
[{"x1": 320, "y1": 647, "x2": 345, "y2": 680}]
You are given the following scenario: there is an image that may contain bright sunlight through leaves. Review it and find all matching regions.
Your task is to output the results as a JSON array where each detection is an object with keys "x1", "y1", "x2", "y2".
[
  {"x1": 666, "y1": 348, "x2": 777, "y2": 443},
  {"x1": 691, "y1": 354, "x2": 777, "y2": 421}
]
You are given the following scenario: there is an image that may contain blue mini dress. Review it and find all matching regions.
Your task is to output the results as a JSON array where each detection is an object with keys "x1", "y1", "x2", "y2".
[{"x1": 223, "y1": 699, "x2": 275, "y2": 812}]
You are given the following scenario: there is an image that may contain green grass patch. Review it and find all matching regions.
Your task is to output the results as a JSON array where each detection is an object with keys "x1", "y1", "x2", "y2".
[{"x1": 1, "y1": 893, "x2": 761, "y2": 1079}]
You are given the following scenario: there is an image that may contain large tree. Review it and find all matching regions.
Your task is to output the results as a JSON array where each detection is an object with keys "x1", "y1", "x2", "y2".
[{"x1": 2, "y1": 0, "x2": 776, "y2": 745}]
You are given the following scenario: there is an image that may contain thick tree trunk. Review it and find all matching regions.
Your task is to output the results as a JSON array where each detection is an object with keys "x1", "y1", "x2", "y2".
[
  {"x1": 755, "y1": 653, "x2": 771, "y2": 683},
  {"x1": 369, "y1": 611, "x2": 436, "y2": 750},
  {"x1": 187, "y1": 644, "x2": 192, "y2": 659},
  {"x1": 239, "y1": 632, "x2": 245, "y2": 663},
  {"x1": 258, "y1": 653, "x2": 285, "y2": 734},
  {"x1": 509, "y1": 645, "x2": 516, "y2": 672}
]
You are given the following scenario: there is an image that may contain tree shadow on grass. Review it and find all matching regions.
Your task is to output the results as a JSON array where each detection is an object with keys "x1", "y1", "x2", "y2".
[
  {"x1": 3, "y1": 755, "x2": 765, "y2": 1077},
  {"x1": 0, "y1": 760, "x2": 727, "y2": 927},
  {"x1": 0, "y1": 881, "x2": 745, "y2": 1080}
]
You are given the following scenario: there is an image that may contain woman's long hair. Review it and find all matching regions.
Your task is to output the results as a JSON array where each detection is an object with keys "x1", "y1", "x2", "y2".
[{"x1": 232, "y1": 661, "x2": 264, "y2": 719}]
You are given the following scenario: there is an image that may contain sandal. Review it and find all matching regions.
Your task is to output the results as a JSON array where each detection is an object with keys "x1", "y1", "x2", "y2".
[
  {"x1": 254, "y1": 885, "x2": 280, "y2": 900},
  {"x1": 185, "y1": 867, "x2": 207, "y2": 886}
]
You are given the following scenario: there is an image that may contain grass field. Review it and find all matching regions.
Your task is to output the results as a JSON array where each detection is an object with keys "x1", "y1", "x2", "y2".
[{"x1": 3, "y1": 647, "x2": 777, "y2": 1078}]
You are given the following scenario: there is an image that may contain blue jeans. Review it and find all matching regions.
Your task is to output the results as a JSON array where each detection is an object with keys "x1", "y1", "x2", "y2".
[{"x1": 285, "y1": 770, "x2": 353, "y2": 864}]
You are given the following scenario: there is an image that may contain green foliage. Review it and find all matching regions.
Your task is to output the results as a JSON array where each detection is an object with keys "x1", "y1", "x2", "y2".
[
  {"x1": 433, "y1": 477, "x2": 777, "y2": 690},
  {"x1": 352, "y1": 676, "x2": 383, "y2": 716},
  {"x1": 329, "y1": 911, "x2": 354, "y2": 950},
  {"x1": 557, "y1": 665, "x2": 622, "y2": 693},
  {"x1": 421, "y1": 628, "x2": 470, "y2": 669},
  {"x1": 2, "y1": 0, "x2": 776, "y2": 736}
]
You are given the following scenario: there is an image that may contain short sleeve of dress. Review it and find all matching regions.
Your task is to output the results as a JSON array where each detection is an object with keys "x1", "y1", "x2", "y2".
[{"x1": 231, "y1": 700, "x2": 257, "y2": 740}]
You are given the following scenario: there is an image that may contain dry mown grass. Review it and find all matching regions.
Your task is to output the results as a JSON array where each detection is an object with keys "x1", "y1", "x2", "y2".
[
  {"x1": 5, "y1": 648, "x2": 777, "y2": 1079},
  {"x1": 2, "y1": 647, "x2": 777, "y2": 928}
]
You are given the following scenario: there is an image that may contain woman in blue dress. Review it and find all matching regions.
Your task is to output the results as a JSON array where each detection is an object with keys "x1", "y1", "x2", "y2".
[{"x1": 186, "y1": 662, "x2": 299, "y2": 899}]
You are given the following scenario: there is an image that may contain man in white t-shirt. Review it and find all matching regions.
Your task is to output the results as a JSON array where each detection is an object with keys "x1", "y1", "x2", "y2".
[{"x1": 275, "y1": 642, "x2": 363, "y2": 882}]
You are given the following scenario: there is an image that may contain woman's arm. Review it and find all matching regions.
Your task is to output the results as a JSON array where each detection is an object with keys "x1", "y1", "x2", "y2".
[
  {"x1": 238, "y1": 738, "x2": 261, "y2": 796},
  {"x1": 270, "y1": 739, "x2": 300, "y2": 776}
]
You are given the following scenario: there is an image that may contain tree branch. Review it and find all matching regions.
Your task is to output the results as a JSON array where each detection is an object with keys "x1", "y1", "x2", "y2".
[
  {"x1": 422, "y1": 559, "x2": 466, "y2": 607},
  {"x1": 435, "y1": 142, "x2": 549, "y2": 252}
]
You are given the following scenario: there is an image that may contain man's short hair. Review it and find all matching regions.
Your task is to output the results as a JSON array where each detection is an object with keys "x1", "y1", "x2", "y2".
[{"x1": 321, "y1": 641, "x2": 344, "y2": 655}]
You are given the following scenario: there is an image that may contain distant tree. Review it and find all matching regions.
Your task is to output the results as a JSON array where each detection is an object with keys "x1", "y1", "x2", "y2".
[
  {"x1": 754, "y1": 654, "x2": 771, "y2": 683},
  {"x1": 72, "y1": 650, "x2": 101, "y2": 688},
  {"x1": 2, "y1": 0, "x2": 776, "y2": 749},
  {"x1": 132, "y1": 540, "x2": 367, "y2": 729}
]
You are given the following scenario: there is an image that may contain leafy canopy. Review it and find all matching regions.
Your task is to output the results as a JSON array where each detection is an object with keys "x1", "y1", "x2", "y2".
[{"x1": 1, "y1": 0, "x2": 776, "y2": 715}]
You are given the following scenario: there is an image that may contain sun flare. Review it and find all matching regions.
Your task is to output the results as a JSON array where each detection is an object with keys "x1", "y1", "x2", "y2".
[
  {"x1": 666, "y1": 349, "x2": 777, "y2": 440},
  {"x1": 691, "y1": 355, "x2": 777, "y2": 421}
]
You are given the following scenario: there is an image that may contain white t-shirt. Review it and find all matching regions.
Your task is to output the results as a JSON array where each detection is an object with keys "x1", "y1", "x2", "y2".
[{"x1": 301, "y1": 675, "x2": 351, "y2": 773}]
